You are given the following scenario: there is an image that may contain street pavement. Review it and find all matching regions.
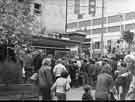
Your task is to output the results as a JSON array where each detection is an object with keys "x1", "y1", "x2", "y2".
[
  {"x1": 0, "y1": 84, "x2": 95, "y2": 100},
  {"x1": 53, "y1": 87, "x2": 96, "y2": 100}
]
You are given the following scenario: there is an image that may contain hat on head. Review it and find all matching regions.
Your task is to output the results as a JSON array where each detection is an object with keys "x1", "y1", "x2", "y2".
[
  {"x1": 83, "y1": 85, "x2": 92, "y2": 91},
  {"x1": 124, "y1": 54, "x2": 135, "y2": 63},
  {"x1": 56, "y1": 58, "x2": 63, "y2": 64},
  {"x1": 42, "y1": 58, "x2": 51, "y2": 66}
]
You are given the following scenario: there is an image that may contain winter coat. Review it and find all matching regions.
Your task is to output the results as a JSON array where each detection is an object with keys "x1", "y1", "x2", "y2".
[
  {"x1": 38, "y1": 65, "x2": 53, "y2": 89},
  {"x1": 95, "y1": 73, "x2": 113, "y2": 100}
]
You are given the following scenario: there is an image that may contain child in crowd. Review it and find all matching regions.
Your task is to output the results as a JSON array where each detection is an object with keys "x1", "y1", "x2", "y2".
[
  {"x1": 82, "y1": 85, "x2": 93, "y2": 100},
  {"x1": 51, "y1": 71, "x2": 70, "y2": 100}
]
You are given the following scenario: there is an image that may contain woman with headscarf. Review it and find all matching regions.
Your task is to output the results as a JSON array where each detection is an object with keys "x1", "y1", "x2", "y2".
[
  {"x1": 38, "y1": 58, "x2": 53, "y2": 100},
  {"x1": 95, "y1": 64, "x2": 114, "y2": 100},
  {"x1": 115, "y1": 61, "x2": 131, "y2": 100},
  {"x1": 124, "y1": 54, "x2": 135, "y2": 100}
]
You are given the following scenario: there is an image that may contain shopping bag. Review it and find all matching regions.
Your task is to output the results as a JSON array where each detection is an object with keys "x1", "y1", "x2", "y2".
[
  {"x1": 65, "y1": 81, "x2": 71, "y2": 91},
  {"x1": 67, "y1": 75, "x2": 71, "y2": 83},
  {"x1": 30, "y1": 73, "x2": 38, "y2": 81},
  {"x1": 22, "y1": 67, "x2": 25, "y2": 78}
]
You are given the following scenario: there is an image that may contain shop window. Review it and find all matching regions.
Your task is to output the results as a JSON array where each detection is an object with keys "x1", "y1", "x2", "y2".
[
  {"x1": 95, "y1": 41, "x2": 100, "y2": 49},
  {"x1": 34, "y1": 3, "x2": 41, "y2": 15},
  {"x1": 107, "y1": 40, "x2": 111, "y2": 46}
]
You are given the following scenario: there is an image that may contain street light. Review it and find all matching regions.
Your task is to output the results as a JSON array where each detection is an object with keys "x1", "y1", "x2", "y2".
[
  {"x1": 90, "y1": 18, "x2": 93, "y2": 58},
  {"x1": 65, "y1": 0, "x2": 68, "y2": 33},
  {"x1": 101, "y1": 0, "x2": 105, "y2": 57}
]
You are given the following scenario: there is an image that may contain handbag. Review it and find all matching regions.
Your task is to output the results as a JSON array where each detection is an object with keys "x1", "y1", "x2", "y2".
[
  {"x1": 65, "y1": 80, "x2": 71, "y2": 91},
  {"x1": 30, "y1": 72, "x2": 38, "y2": 81},
  {"x1": 22, "y1": 67, "x2": 26, "y2": 78}
]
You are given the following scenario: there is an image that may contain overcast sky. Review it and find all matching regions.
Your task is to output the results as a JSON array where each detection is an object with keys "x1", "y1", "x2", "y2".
[{"x1": 100, "y1": 0, "x2": 135, "y2": 16}]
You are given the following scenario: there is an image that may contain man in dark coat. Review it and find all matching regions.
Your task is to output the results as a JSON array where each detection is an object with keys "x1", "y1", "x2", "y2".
[
  {"x1": 87, "y1": 59, "x2": 97, "y2": 87},
  {"x1": 95, "y1": 64, "x2": 113, "y2": 100},
  {"x1": 80, "y1": 59, "x2": 89, "y2": 85},
  {"x1": 33, "y1": 52, "x2": 43, "y2": 73},
  {"x1": 110, "y1": 57, "x2": 118, "y2": 79}
]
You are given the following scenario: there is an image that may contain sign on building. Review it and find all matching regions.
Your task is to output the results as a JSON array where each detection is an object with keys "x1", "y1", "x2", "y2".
[{"x1": 88, "y1": 0, "x2": 96, "y2": 16}]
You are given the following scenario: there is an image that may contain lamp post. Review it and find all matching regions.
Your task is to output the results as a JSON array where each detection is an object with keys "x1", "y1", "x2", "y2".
[
  {"x1": 101, "y1": 0, "x2": 105, "y2": 57},
  {"x1": 90, "y1": 18, "x2": 93, "y2": 58},
  {"x1": 65, "y1": 0, "x2": 68, "y2": 33}
]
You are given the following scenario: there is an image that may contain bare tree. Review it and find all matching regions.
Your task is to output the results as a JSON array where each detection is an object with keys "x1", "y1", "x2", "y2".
[{"x1": 122, "y1": 30, "x2": 134, "y2": 51}]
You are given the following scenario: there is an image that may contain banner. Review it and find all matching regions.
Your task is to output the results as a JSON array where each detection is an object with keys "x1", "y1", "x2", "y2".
[
  {"x1": 88, "y1": 0, "x2": 96, "y2": 16},
  {"x1": 74, "y1": 0, "x2": 80, "y2": 14}
]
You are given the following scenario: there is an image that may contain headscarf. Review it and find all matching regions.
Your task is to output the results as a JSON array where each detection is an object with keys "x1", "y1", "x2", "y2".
[
  {"x1": 101, "y1": 64, "x2": 112, "y2": 75},
  {"x1": 124, "y1": 54, "x2": 135, "y2": 64},
  {"x1": 42, "y1": 58, "x2": 51, "y2": 66},
  {"x1": 124, "y1": 54, "x2": 135, "y2": 75}
]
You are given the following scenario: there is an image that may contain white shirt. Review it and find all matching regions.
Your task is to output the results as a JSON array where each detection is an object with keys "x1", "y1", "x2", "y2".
[
  {"x1": 128, "y1": 75, "x2": 135, "y2": 93},
  {"x1": 53, "y1": 63, "x2": 67, "y2": 77},
  {"x1": 51, "y1": 77, "x2": 67, "y2": 93}
]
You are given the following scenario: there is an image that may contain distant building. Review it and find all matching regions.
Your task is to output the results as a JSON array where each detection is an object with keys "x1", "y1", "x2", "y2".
[{"x1": 67, "y1": 11, "x2": 135, "y2": 53}]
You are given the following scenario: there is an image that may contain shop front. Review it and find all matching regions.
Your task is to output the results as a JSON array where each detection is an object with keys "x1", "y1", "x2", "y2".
[{"x1": 30, "y1": 35, "x2": 80, "y2": 58}]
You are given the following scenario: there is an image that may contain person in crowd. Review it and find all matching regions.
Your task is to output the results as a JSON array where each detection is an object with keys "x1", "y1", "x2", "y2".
[
  {"x1": 51, "y1": 56, "x2": 56, "y2": 72},
  {"x1": 95, "y1": 59, "x2": 103, "y2": 76},
  {"x1": 23, "y1": 50, "x2": 33, "y2": 81},
  {"x1": 53, "y1": 58, "x2": 68, "y2": 80},
  {"x1": 80, "y1": 59, "x2": 89, "y2": 86},
  {"x1": 51, "y1": 71, "x2": 70, "y2": 100},
  {"x1": 87, "y1": 59, "x2": 96, "y2": 87},
  {"x1": 68, "y1": 60, "x2": 77, "y2": 87},
  {"x1": 110, "y1": 56, "x2": 118, "y2": 80},
  {"x1": 124, "y1": 55, "x2": 135, "y2": 100},
  {"x1": 74, "y1": 60, "x2": 80, "y2": 87},
  {"x1": 95, "y1": 64, "x2": 113, "y2": 100},
  {"x1": 46, "y1": 55, "x2": 56, "y2": 82},
  {"x1": 82, "y1": 85, "x2": 93, "y2": 100},
  {"x1": 38, "y1": 58, "x2": 53, "y2": 100},
  {"x1": 114, "y1": 61, "x2": 131, "y2": 100},
  {"x1": 33, "y1": 51, "x2": 43, "y2": 73}
]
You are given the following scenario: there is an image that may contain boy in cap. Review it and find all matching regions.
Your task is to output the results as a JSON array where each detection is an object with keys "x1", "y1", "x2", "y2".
[{"x1": 82, "y1": 85, "x2": 93, "y2": 100}]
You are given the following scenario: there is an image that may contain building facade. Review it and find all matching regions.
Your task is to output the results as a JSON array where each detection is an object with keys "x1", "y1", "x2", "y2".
[
  {"x1": 67, "y1": 11, "x2": 135, "y2": 46},
  {"x1": 66, "y1": 0, "x2": 135, "y2": 54}
]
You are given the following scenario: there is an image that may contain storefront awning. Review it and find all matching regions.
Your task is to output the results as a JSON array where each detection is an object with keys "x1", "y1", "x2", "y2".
[{"x1": 24, "y1": 35, "x2": 81, "y2": 48}]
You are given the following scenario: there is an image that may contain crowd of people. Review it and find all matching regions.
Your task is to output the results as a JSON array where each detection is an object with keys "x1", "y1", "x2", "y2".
[{"x1": 17, "y1": 49, "x2": 135, "y2": 100}]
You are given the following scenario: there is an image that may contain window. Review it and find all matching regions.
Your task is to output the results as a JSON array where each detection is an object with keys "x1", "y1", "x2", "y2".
[
  {"x1": 125, "y1": 12, "x2": 135, "y2": 20},
  {"x1": 79, "y1": 20, "x2": 91, "y2": 27},
  {"x1": 108, "y1": 26, "x2": 120, "y2": 32},
  {"x1": 93, "y1": 17, "x2": 106, "y2": 26},
  {"x1": 125, "y1": 23, "x2": 135, "y2": 31},
  {"x1": 93, "y1": 28, "x2": 107, "y2": 34},
  {"x1": 34, "y1": 3, "x2": 41, "y2": 15},
  {"x1": 108, "y1": 15, "x2": 121, "y2": 23},
  {"x1": 67, "y1": 22, "x2": 77, "y2": 29},
  {"x1": 78, "y1": 14, "x2": 83, "y2": 19},
  {"x1": 94, "y1": 41, "x2": 100, "y2": 49},
  {"x1": 93, "y1": 18, "x2": 102, "y2": 25},
  {"x1": 74, "y1": 0, "x2": 80, "y2": 14},
  {"x1": 107, "y1": 40, "x2": 111, "y2": 46}
]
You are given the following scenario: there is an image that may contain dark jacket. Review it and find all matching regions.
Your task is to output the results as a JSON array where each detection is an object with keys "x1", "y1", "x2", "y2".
[
  {"x1": 95, "y1": 73, "x2": 113, "y2": 100},
  {"x1": 81, "y1": 63, "x2": 88, "y2": 73},
  {"x1": 33, "y1": 54, "x2": 43, "y2": 72},
  {"x1": 87, "y1": 64, "x2": 97, "y2": 78},
  {"x1": 82, "y1": 92, "x2": 93, "y2": 100},
  {"x1": 38, "y1": 66, "x2": 53, "y2": 88}
]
